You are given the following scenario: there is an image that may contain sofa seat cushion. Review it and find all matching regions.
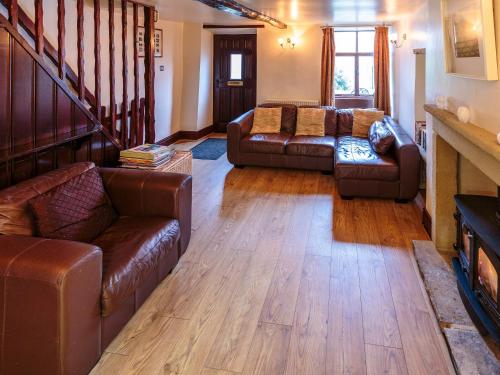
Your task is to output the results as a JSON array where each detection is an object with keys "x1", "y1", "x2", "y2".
[
  {"x1": 93, "y1": 216, "x2": 180, "y2": 316},
  {"x1": 240, "y1": 133, "x2": 291, "y2": 154},
  {"x1": 335, "y1": 136, "x2": 399, "y2": 181},
  {"x1": 287, "y1": 136, "x2": 336, "y2": 158}
]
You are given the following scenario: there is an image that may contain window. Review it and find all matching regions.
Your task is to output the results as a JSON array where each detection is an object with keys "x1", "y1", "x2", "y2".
[
  {"x1": 230, "y1": 54, "x2": 243, "y2": 80},
  {"x1": 335, "y1": 30, "x2": 375, "y2": 97}
]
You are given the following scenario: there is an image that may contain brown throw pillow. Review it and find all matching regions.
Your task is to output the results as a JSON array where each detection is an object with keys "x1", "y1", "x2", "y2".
[
  {"x1": 251, "y1": 107, "x2": 282, "y2": 134},
  {"x1": 368, "y1": 121, "x2": 396, "y2": 154},
  {"x1": 295, "y1": 108, "x2": 326, "y2": 136},
  {"x1": 352, "y1": 109, "x2": 385, "y2": 138},
  {"x1": 29, "y1": 168, "x2": 116, "y2": 243}
]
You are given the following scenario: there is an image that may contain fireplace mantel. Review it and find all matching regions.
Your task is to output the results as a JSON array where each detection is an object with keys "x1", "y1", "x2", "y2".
[
  {"x1": 424, "y1": 104, "x2": 500, "y2": 185},
  {"x1": 424, "y1": 104, "x2": 500, "y2": 251}
]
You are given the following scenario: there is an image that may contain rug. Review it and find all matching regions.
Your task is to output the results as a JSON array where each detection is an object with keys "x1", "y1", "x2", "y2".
[{"x1": 191, "y1": 138, "x2": 227, "y2": 160}]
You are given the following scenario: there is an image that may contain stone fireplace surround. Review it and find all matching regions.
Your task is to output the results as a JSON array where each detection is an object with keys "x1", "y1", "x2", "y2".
[{"x1": 424, "y1": 104, "x2": 500, "y2": 253}]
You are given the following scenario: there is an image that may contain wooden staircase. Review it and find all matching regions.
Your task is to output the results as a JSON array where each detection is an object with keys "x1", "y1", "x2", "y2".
[{"x1": 0, "y1": 0, "x2": 157, "y2": 188}]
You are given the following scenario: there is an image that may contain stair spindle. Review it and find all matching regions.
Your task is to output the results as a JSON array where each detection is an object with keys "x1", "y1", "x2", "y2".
[
  {"x1": 77, "y1": 0, "x2": 84, "y2": 100},
  {"x1": 109, "y1": 0, "x2": 117, "y2": 138},
  {"x1": 121, "y1": 0, "x2": 128, "y2": 148},
  {"x1": 34, "y1": 0, "x2": 43, "y2": 55},
  {"x1": 57, "y1": 0, "x2": 65, "y2": 80},
  {"x1": 8, "y1": 0, "x2": 18, "y2": 28},
  {"x1": 132, "y1": 3, "x2": 140, "y2": 148},
  {"x1": 94, "y1": 0, "x2": 102, "y2": 122},
  {"x1": 144, "y1": 6, "x2": 156, "y2": 143}
]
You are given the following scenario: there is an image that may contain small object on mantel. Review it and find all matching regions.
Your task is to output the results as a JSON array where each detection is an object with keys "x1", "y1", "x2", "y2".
[
  {"x1": 457, "y1": 106, "x2": 471, "y2": 123},
  {"x1": 436, "y1": 95, "x2": 446, "y2": 109}
]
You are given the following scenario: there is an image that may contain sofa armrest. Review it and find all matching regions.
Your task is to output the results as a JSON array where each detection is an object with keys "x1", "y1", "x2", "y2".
[
  {"x1": 227, "y1": 109, "x2": 254, "y2": 165},
  {"x1": 99, "y1": 168, "x2": 192, "y2": 255},
  {"x1": 385, "y1": 117, "x2": 421, "y2": 200},
  {"x1": 0, "y1": 236, "x2": 102, "y2": 375}
]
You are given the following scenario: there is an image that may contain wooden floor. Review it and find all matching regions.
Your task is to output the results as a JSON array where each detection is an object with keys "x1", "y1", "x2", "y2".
[{"x1": 91, "y1": 139, "x2": 454, "y2": 375}]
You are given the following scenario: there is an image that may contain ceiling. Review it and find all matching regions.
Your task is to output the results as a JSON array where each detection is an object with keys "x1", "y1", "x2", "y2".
[{"x1": 144, "y1": 0, "x2": 426, "y2": 26}]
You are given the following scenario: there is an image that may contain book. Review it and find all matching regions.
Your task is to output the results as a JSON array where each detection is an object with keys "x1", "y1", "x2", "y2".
[
  {"x1": 120, "y1": 144, "x2": 174, "y2": 161},
  {"x1": 120, "y1": 151, "x2": 175, "y2": 165}
]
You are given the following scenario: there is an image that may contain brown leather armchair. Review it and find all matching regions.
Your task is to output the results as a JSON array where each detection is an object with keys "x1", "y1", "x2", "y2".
[{"x1": 0, "y1": 164, "x2": 192, "y2": 375}]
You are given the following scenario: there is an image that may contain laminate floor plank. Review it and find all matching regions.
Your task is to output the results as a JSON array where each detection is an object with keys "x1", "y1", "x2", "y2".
[
  {"x1": 242, "y1": 322, "x2": 292, "y2": 375},
  {"x1": 354, "y1": 200, "x2": 402, "y2": 349},
  {"x1": 285, "y1": 255, "x2": 330, "y2": 375},
  {"x1": 327, "y1": 190, "x2": 366, "y2": 375},
  {"x1": 259, "y1": 197, "x2": 316, "y2": 325},
  {"x1": 365, "y1": 344, "x2": 408, "y2": 375}
]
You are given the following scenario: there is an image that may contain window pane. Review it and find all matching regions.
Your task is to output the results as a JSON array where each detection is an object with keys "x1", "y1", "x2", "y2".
[
  {"x1": 335, "y1": 32, "x2": 356, "y2": 53},
  {"x1": 230, "y1": 54, "x2": 242, "y2": 80},
  {"x1": 335, "y1": 56, "x2": 355, "y2": 95},
  {"x1": 359, "y1": 56, "x2": 375, "y2": 95},
  {"x1": 358, "y1": 31, "x2": 375, "y2": 53}
]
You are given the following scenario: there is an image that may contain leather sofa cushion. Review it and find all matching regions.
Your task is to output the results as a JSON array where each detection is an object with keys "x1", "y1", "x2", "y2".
[
  {"x1": 335, "y1": 136, "x2": 399, "y2": 181},
  {"x1": 0, "y1": 162, "x2": 95, "y2": 236},
  {"x1": 336, "y1": 109, "x2": 354, "y2": 136},
  {"x1": 251, "y1": 108, "x2": 282, "y2": 134},
  {"x1": 287, "y1": 136, "x2": 336, "y2": 158},
  {"x1": 352, "y1": 109, "x2": 385, "y2": 138},
  {"x1": 29, "y1": 168, "x2": 116, "y2": 243},
  {"x1": 323, "y1": 106, "x2": 337, "y2": 136},
  {"x1": 295, "y1": 108, "x2": 326, "y2": 136},
  {"x1": 259, "y1": 104, "x2": 297, "y2": 134},
  {"x1": 369, "y1": 121, "x2": 396, "y2": 154},
  {"x1": 93, "y1": 216, "x2": 180, "y2": 316},
  {"x1": 240, "y1": 133, "x2": 291, "y2": 154}
]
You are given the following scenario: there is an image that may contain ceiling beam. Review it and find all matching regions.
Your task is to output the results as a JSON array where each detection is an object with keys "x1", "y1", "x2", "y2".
[
  {"x1": 194, "y1": 0, "x2": 287, "y2": 29},
  {"x1": 203, "y1": 24, "x2": 265, "y2": 29}
]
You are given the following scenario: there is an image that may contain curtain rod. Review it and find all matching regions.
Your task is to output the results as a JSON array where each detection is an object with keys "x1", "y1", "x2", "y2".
[{"x1": 320, "y1": 23, "x2": 393, "y2": 29}]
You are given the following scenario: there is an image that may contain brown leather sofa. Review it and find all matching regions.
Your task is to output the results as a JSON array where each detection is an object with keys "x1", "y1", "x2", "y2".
[
  {"x1": 227, "y1": 105, "x2": 420, "y2": 201},
  {"x1": 0, "y1": 162, "x2": 192, "y2": 375}
]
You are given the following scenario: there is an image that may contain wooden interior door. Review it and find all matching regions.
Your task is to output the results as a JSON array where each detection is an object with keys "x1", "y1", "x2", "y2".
[{"x1": 213, "y1": 34, "x2": 257, "y2": 132}]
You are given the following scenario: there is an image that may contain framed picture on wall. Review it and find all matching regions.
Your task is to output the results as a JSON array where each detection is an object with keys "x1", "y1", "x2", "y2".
[
  {"x1": 137, "y1": 28, "x2": 163, "y2": 58},
  {"x1": 442, "y1": 0, "x2": 498, "y2": 80}
]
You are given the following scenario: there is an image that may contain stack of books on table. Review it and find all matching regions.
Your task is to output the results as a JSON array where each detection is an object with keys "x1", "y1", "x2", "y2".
[{"x1": 119, "y1": 144, "x2": 176, "y2": 170}]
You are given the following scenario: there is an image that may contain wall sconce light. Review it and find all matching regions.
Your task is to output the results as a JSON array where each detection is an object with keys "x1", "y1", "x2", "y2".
[
  {"x1": 390, "y1": 32, "x2": 407, "y2": 48},
  {"x1": 278, "y1": 37, "x2": 298, "y2": 49}
]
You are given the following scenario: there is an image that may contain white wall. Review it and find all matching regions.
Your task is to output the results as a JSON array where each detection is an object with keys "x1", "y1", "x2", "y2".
[
  {"x1": 179, "y1": 24, "x2": 213, "y2": 132},
  {"x1": 197, "y1": 30, "x2": 214, "y2": 131},
  {"x1": 257, "y1": 25, "x2": 322, "y2": 104},
  {"x1": 392, "y1": 0, "x2": 499, "y2": 210}
]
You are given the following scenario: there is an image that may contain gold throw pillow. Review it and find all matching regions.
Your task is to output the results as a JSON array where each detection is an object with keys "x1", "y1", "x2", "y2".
[
  {"x1": 295, "y1": 108, "x2": 326, "y2": 137},
  {"x1": 352, "y1": 109, "x2": 385, "y2": 138},
  {"x1": 251, "y1": 107, "x2": 282, "y2": 134}
]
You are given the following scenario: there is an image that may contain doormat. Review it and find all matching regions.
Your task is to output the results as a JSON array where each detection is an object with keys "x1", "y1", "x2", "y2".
[{"x1": 191, "y1": 138, "x2": 227, "y2": 160}]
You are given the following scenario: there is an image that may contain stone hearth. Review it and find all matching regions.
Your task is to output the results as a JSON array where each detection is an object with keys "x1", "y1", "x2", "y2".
[{"x1": 413, "y1": 240, "x2": 500, "y2": 374}]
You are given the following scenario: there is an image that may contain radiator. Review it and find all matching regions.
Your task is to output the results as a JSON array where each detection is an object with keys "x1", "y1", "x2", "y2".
[{"x1": 263, "y1": 99, "x2": 320, "y2": 107}]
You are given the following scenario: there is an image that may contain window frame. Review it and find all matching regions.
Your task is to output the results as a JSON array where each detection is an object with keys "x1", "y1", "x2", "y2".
[{"x1": 335, "y1": 29, "x2": 374, "y2": 98}]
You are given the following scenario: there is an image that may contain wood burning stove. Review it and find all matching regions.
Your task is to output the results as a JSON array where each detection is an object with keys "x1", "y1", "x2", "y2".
[{"x1": 453, "y1": 194, "x2": 500, "y2": 343}]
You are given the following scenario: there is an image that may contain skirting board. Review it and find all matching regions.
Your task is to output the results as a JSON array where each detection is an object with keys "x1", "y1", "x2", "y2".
[{"x1": 157, "y1": 125, "x2": 214, "y2": 146}]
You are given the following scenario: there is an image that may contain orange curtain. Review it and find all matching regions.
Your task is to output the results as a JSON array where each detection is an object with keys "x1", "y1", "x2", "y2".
[
  {"x1": 321, "y1": 27, "x2": 335, "y2": 106},
  {"x1": 374, "y1": 26, "x2": 391, "y2": 115}
]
